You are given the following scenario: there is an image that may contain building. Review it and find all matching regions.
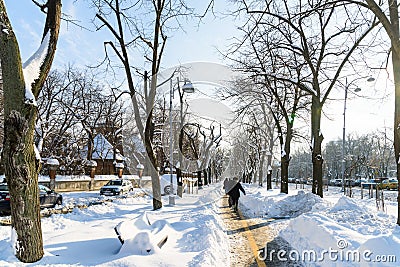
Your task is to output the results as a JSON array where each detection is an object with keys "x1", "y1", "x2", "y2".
[{"x1": 82, "y1": 133, "x2": 126, "y2": 175}]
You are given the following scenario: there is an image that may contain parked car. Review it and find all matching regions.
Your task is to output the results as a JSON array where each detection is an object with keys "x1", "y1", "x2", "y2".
[
  {"x1": 100, "y1": 179, "x2": 134, "y2": 196},
  {"x1": 378, "y1": 179, "x2": 398, "y2": 190},
  {"x1": 330, "y1": 179, "x2": 342, "y2": 187},
  {"x1": 288, "y1": 177, "x2": 296, "y2": 183},
  {"x1": 361, "y1": 179, "x2": 378, "y2": 189},
  {"x1": 328, "y1": 179, "x2": 336, "y2": 186},
  {"x1": 0, "y1": 183, "x2": 62, "y2": 215},
  {"x1": 353, "y1": 179, "x2": 367, "y2": 187}
]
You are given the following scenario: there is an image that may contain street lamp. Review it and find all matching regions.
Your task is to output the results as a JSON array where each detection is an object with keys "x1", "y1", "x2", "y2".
[
  {"x1": 341, "y1": 76, "x2": 374, "y2": 193},
  {"x1": 169, "y1": 78, "x2": 195, "y2": 205}
]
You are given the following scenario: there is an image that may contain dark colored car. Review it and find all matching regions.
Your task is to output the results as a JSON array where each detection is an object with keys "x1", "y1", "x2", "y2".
[
  {"x1": 361, "y1": 179, "x2": 378, "y2": 189},
  {"x1": 0, "y1": 183, "x2": 62, "y2": 215}
]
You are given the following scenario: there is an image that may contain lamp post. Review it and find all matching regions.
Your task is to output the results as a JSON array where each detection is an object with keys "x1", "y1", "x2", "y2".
[
  {"x1": 47, "y1": 158, "x2": 59, "y2": 190},
  {"x1": 85, "y1": 160, "x2": 97, "y2": 191},
  {"x1": 169, "y1": 78, "x2": 194, "y2": 205},
  {"x1": 136, "y1": 163, "x2": 144, "y2": 188},
  {"x1": 341, "y1": 76, "x2": 374, "y2": 193},
  {"x1": 115, "y1": 162, "x2": 124, "y2": 178}
]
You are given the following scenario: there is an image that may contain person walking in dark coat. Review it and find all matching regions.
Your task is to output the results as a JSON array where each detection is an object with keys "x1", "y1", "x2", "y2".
[
  {"x1": 223, "y1": 178, "x2": 234, "y2": 207},
  {"x1": 227, "y1": 178, "x2": 246, "y2": 211}
]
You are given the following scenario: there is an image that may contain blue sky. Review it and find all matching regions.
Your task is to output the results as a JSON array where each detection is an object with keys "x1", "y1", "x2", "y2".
[{"x1": 4, "y1": 0, "x2": 237, "y2": 69}]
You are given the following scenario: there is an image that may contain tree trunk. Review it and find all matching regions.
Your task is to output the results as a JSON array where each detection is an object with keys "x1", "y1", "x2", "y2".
[
  {"x1": 311, "y1": 96, "x2": 324, "y2": 197},
  {"x1": 207, "y1": 165, "x2": 212, "y2": 184},
  {"x1": 87, "y1": 132, "x2": 93, "y2": 160},
  {"x1": 280, "y1": 156, "x2": 289, "y2": 194},
  {"x1": 144, "y1": 109, "x2": 162, "y2": 210},
  {"x1": 267, "y1": 170, "x2": 272, "y2": 190},
  {"x1": 203, "y1": 169, "x2": 208, "y2": 185},
  {"x1": 0, "y1": 0, "x2": 61, "y2": 262},
  {"x1": 3, "y1": 82, "x2": 44, "y2": 263},
  {"x1": 266, "y1": 133, "x2": 274, "y2": 190},
  {"x1": 388, "y1": 0, "x2": 400, "y2": 226},
  {"x1": 197, "y1": 170, "x2": 202, "y2": 186},
  {"x1": 259, "y1": 150, "x2": 266, "y2": 186},
  {"x1": 281, "y1": 124, "x2": 293, "y2": 194}
]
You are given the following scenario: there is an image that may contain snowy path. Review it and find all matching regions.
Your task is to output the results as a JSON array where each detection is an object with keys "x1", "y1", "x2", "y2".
[{"x1": 218, "y1": 195, "x2": 274, "y2": 267}]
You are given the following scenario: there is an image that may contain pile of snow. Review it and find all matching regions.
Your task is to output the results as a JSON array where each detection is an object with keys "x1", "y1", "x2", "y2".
[
  {"x1": 279, "y1": 194, "x2": 400, "y2": 266},
  {"x1": 116, "y1": 213, "x2": 172, "y2": 255},
  {"x1": 327, "y1": 196, "x2": 395, "y2": 236},
  {"x1": 241, "y1": 189, "x2": 324, "y2": 218}
]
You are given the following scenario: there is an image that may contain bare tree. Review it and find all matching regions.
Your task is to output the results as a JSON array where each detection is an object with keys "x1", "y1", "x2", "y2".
[
  {"x1": 36, "y1": 68, "x2": 80, "y2": 158},
  {"x1": 91, "y1": 0, "x2": 195, "y2": 209},
  {"x1": 180, "y1": 122, "x2": 221, "y2": 185},
  {"x1": 38, "y1": 67, "x2": 128, "y2": 174},
  {"x1": 221, "y1": 77, "x2": 278, "y2": 188},
  {"x1": 235, "y1": 0, "x2": 378, "y2": 197},
  {"x1": 0, "y1": 0, "x2": 61, "y2": 262}
]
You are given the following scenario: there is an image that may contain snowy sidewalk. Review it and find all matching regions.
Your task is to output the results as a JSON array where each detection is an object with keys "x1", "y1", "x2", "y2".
[{"x1": 218, "y1": 195, "x2": 274, "y2": 267}]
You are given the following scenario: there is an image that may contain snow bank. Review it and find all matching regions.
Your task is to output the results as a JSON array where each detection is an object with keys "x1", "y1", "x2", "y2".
[
  {"x1": 358, "y1": 227, "x2": 400, "y2": 266},
  {"x1": 331, "y1": 195, "x2": 362, "y2": 212},
  {"x1": 241, "y1": 190, "x2": 324, "y2": 218},
  {"x1": 182, "y1": 209, "x2": 230, "y2": 266},
  {"x1": 114, "y1": 212, "x2": 174, "y2": 256},
  {"x1": 278, "y1": 194, "x2": 400, "y2": 266}
]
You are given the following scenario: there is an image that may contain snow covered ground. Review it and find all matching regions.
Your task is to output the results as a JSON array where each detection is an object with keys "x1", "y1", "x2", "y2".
[{"x1": 0, "y1": 182, "x2": 399, "y2": 266}]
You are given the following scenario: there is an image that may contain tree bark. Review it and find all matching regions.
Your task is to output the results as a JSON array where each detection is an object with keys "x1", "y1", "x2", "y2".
[
  {"x1": 280, "y1": 157, "x2": 289, "y2": 193},
  {"x1": 203, "y1": 169, "x2": 208, "y2": 185},
  {"x1": 266, "y1": 130, "x2": 274, "y2": 190},
  {"x1": 386, "y1": 0, "x2": 400, "y2": 226},
  {"x1": 258, "y1": 151, "x2": 264, "y2": 187},
  {"x1": 197, "y1": 170, "x2": 202, "y2": 186},
  {"x1": 0, "y1": 0, "x2": 61, "y2": 262},
  {"x1": 144, "y1": 109, "x2": 162, "y2": 210},
  {"x1": 311, "y1": 96, "x2": 324, "y2": 197}
]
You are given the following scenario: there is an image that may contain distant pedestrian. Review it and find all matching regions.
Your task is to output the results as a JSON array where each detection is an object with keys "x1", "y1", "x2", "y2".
[{"x1": 227, "y1": 178, "x2": 246, "y2": 211}]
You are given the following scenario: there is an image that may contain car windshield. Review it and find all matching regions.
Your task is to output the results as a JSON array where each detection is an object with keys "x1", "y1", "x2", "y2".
[
  {"x1": 107, "y1": 180, "x2": 122, "y2": 186},
  {"x1": 0, "y1": 184, "x2": 8, "y2": 191},
  {"x1": 39, "y1": 185, "x2": 51, "y2": 192}
]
